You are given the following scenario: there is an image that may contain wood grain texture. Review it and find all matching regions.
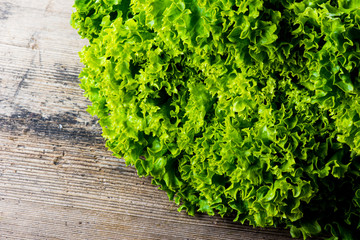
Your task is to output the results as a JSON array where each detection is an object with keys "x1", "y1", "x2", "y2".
[{"x1": 0, "y1": 0, "x2": 298, "y2": 239}]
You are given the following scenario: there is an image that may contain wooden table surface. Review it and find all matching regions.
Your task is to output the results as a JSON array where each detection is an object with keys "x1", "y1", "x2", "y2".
[{"x1": 0, "y1": 1, "x2": 299, "y2": 239}]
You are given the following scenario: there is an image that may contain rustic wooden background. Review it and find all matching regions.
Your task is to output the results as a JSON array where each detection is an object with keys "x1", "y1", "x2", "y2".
[{"x1": 0, "y1": 0, "x2": 299, "y2": 239}]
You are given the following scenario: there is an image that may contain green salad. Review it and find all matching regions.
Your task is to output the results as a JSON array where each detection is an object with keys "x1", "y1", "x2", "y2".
[{"x1": 71, "y1": 0, "x2": 360, "y2": 238}]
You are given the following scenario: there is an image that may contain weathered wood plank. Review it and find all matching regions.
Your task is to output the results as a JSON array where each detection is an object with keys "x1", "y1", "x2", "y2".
[
  {"x1": 0, "y1": 0, "x2": 298, "y2": 239},
  {"x1": 0, "y1": 130, "x2": 294, "y2": 240}
]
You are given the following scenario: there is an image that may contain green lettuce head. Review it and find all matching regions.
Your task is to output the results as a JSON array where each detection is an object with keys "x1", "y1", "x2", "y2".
[{"x1": 71, "y1": 0, "x2": 360, "y2": 238}]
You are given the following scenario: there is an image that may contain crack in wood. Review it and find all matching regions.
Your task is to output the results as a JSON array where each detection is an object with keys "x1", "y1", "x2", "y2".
[
  {"x1": 27, "y1": 32, "x2": 40, "y2": 50},
  {"x1": 13, "y1": 55, "x2": 36, "y2": 98}
]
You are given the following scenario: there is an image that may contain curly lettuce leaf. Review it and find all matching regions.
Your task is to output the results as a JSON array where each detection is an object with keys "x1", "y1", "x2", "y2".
[{"x1": 72, "y1": 0, "x2": 360, "y2": 238}]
